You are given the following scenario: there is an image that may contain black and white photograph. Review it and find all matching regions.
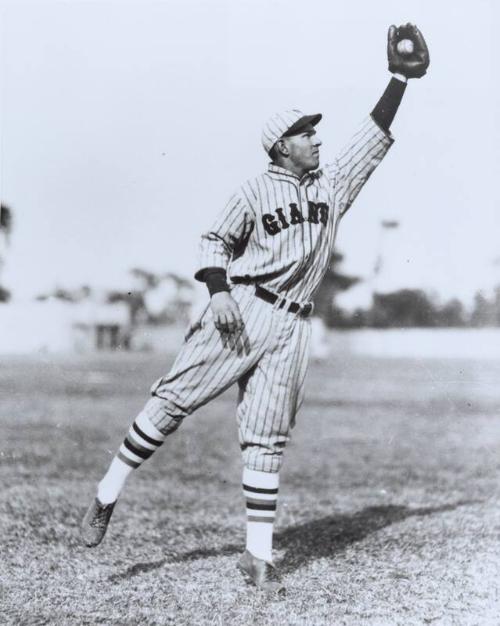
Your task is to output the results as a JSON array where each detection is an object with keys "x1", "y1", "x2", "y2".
[{"x1": 1, "y1": 0, "x2": 499, "y2": 623}]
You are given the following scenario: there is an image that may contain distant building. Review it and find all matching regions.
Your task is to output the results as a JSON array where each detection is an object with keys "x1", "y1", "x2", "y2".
[
  {"x1": 72, "y1": 301, "x2": 131, "y2": 351},
  {"x1": 0, "y1": 298, "x2": 130, "y2": 354}
]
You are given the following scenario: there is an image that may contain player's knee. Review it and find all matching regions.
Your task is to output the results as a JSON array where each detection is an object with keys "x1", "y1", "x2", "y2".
[
  {"x1": 140, "y1": 396, "x2": 184, "y2": 436},
  {"x1": 241, "y1": 442, "x2": 287, "y2": 473},
  {"x1": 244, "y1": 454, "x2": 284, "y2": 473}
]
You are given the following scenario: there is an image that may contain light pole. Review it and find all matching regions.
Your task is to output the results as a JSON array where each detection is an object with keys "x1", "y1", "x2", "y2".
[
  {"x1": 372, "y1": 219, "x2": 399, "y2": 285},
  {"x1": 368, "y1": 220, "x2": 399, "y2": 324}
]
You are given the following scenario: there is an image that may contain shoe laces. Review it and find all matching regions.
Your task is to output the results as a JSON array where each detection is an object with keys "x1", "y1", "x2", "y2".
[
  {"x1": 90, "y1": 502, "x2": 114, "y2": 529},
  {"x1": 263, "y1": 562, "x2": 280, "y2": 582}
]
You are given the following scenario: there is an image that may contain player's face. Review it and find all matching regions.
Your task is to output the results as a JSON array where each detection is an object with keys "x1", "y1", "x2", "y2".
[{"x1": 285, "y1": 127, "x2": 322, "y2": 174}]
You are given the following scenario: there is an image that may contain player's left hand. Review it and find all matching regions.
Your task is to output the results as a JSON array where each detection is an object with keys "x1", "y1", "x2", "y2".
[
  {"x1": 210, "y1": 291, "x2": 249, "y2": 354},
  {"x1": 387, "y1": 23, "x2": 430, "y2": 79},
  {"x1": 210, "y1": 291, "x2": 244, "y2": 334}
]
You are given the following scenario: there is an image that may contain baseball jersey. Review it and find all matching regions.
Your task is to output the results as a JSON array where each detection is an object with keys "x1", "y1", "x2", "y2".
[{"x1": 196, "y1": 116, "x2": 393, "y2": 303}]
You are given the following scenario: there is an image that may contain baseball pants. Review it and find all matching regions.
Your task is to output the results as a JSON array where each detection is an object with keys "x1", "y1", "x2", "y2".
[{"x1": 140, "y1": 284, "x2": 312, "y2": 473}]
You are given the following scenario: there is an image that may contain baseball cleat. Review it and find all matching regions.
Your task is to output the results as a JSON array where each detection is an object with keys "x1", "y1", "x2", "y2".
[
  {"x1": 237, "y1": 550, "x2": 286, "y2": 593},
  {"x1": 81, "y1": 497, "x2": 116, "y2": 547}
]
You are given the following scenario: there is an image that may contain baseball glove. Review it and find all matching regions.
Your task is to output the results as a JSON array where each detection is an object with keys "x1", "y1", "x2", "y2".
[{"x1": 387, "y1": 23, "x2": 430, "y2": 79}]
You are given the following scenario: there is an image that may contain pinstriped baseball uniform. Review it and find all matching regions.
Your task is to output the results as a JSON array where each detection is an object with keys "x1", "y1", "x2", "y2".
[
  {"x1": 197, "y1": 117, "x2": 393, "y2": 302},
  {"x1": 141, "y1": 116, "x2": 393, "y2": 473}
]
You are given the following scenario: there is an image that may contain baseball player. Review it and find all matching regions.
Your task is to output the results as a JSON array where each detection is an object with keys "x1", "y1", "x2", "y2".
[{"x1": 82, "y1": 24, "x2": 429, "y2": 591}]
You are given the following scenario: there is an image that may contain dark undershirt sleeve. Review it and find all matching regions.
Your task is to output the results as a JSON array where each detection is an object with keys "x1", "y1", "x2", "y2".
[
  {"x1": 371, "y1": 77, "x2": 407, "y2": 132},
  {"x1": 202, "y1": 267, "x2": 230, "y2": 296}
]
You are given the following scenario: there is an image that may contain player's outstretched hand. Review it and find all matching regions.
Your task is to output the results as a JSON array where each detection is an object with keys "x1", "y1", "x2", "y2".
[
  {"x1": 210, "y1": 291, "x2": 244, "y2": 335},
  {"x1": 387, "y1": 23, "x2": 430, "y2": 79}
]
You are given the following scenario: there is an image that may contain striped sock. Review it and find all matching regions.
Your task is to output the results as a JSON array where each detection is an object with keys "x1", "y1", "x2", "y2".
[
  {"x1": 97, "y1": 411, "x2": 165, "y2": 504},
  {"x1": 243, "y1": 467, "x2": 279, "y2": 563}
]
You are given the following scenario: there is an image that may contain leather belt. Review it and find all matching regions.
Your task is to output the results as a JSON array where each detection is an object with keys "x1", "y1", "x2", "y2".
[{"x1": 255, "y1": 285, "x2": 313, "y2": 318}]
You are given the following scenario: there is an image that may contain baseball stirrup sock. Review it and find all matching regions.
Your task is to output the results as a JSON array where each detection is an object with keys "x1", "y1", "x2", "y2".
[
  {"x1": 97, "y1": 412, "x2": 166, "y2": 504},
  {"x1": 243, "y1": 467, "x2": 279, "y2": 563}
]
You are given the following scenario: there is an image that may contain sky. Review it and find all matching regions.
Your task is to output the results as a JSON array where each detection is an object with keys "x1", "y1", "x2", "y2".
[{"x1": 1, "y1": 0, "x2": 499, "y2": 308}]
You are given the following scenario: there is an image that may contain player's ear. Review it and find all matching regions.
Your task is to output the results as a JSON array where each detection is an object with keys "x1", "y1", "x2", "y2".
[{"x1": 276, "y1": 138, "x2": 289, "y2": 157}]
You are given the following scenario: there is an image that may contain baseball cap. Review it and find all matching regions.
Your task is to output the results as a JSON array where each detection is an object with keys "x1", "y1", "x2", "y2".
[{"x1": 261, "y1": 109, "x2": 322, "y2": 154}]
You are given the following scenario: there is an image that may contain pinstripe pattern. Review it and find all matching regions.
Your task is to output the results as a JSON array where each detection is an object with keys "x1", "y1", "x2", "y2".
[
  {"x1": 148, "y1": 285, "x2": 273, "y2": 427},
  {"x1": 198, "y1": 116, "x2": 393, "y2": 304},
  {"x1": 144, "y1": 285, "x2": 311, "y2": 471},
  {"x1": 261, "y1": 109, "x2": 305, "y2": 153},
  {"x1": 139, "y1": 117, "x2": 393, "y2": 472},
  {"x1": 237, "y1": 305, "x2": 311, "y2": 472}
]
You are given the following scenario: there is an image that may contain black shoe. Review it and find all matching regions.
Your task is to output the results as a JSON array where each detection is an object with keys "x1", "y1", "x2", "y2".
[
  {"x1": 237, "y1": 550, "x2": 286, "y2": 594},
  {"x1": 81, "y1": 497, "x2": 116, "y2": 547}
]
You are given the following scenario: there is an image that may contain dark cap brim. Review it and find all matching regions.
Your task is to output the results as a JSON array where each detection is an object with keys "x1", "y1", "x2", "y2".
[{"x1": 282, "y1": 113, "x2": 322, "y2": 138}]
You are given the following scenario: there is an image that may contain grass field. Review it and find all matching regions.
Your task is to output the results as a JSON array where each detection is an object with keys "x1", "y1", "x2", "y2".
[{"x1": 1, "y1": 348, "x2": 499, "y2": 625}]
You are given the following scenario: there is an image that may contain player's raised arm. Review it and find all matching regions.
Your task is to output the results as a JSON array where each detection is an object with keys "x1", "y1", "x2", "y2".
[
  {"x1": 328, "y1": 23, "x2": 430, "y2": 217},
  {"x1": 372, "y1": 23, "x2": 430, "y2": 131}
]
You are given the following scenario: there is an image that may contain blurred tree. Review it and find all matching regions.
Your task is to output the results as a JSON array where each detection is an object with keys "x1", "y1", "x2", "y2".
[
  {"x1": 313, "y1": 251, "x2": 360, "y2": 327},
  {"x1": 113, "y1": 267, "x2": 194, "y2": 326},
  {"x1": 0, "y1": 205, "x2": 13, "y2": 236},
  {"x1": 347, "y1": 308, "x2": 369, "y2": 328},
  {"x1": 130, "y1": 267, "x2": 159, "y2": 289},
  {"x1": 0, "y1": 285, "x2": 11, "y2": 302},
  {"x1": 494, "y1": 287, "x2": 500, "y2": 327},
  {"x1": 143, "y1": 271, "x2": 194, "y2": 324},
  {"x1": 36, "y1": 285, "x2": 92, "y2": 303},
  {"x1": 163, "y1": 272, "x2": 193, "y2": 290},
  {"x1": 435, "y1": 298, "x2": 466, "y2": 327},
  {"x1": 370, "y1": 289, "x2": 436, "y2": 328},
  {"x1": 470, "y1": 289, "x2": 499, "y2": 327},
  {"x1": 0, "y1": 204, "x2": 13, "y2": 303},
  {"x1": 106, "y1": 290, "x2": 146, "y2": 326}
]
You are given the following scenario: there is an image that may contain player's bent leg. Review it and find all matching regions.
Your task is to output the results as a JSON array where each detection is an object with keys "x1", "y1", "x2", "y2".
[
  {"x1": 97, "y1": 397, "x2": 170, "y2": 503},
  {"x1": 82, "y1": 289, "x2": 273, "y2": 547},
  {"x1": 147, "y1": 286, "x2": 275, "y2": 430},
  {"x1": 81, "y1": 398, "x2": 168, "y2": 547}
]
